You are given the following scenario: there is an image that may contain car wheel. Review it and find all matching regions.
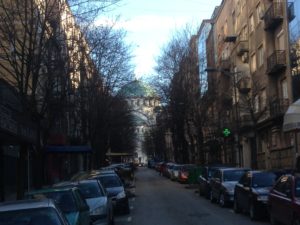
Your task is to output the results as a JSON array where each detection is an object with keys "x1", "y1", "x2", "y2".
[
  {"x1": 199, "y1": 187, "x2": 203, "y2": 196},
  {"x1": 233, "y1": 196, "x2": 241, "y2": 213},
  {"x1": 249, "y1": 202, "x2": 258, "y2": 220},
  {"x1": 219, "y1": 193, "x2": 226, "y2": 207},
  {"x1": 124, "y1": 203, "x2": 130, "y2": 214},
  {"x1": 110, "y1": 216, "x2": 115, "y2": 225}
]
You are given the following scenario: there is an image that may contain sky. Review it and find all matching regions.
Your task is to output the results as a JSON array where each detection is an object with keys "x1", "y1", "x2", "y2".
[{"x1": 98, "y1": 0, "x2": 222, "y2": 79}]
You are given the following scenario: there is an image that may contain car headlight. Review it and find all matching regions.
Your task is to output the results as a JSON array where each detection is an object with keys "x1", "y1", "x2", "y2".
[
  {"x1": 116, "y1": 190, "x2": 126, "y2": 199},
  {"x1": 90, "y1": 206, "x2": 106, "y2": 216}
]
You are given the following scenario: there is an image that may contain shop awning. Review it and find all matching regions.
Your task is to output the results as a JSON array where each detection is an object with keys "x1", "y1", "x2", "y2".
[
  {"x1": 45, "y1": 145, "x2": 92, "y2": 153},
  {"x1": 283, "y1": 99, "x2": 300, "y2": 132}
]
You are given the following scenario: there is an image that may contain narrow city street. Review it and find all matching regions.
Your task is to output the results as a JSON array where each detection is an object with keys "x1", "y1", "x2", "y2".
[{"x1": 115, "y1": 167, "x2": 268, "y2": 225}]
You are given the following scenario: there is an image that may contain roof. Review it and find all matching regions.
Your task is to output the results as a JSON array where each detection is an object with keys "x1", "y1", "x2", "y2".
[
  {"x1": 219, "y1": 167, "x2": 250, "y2": 171},
  {"x1": 27, "y1": 186, "x2": 77, "y2": 195},
  {"x1": 118, "y1": 80, "x2": 157, "y2": 98},
  {"x1": 0, "y1": 199, "x2": 54, "y2": 211}
]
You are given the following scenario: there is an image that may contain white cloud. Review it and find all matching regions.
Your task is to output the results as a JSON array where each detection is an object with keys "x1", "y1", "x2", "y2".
[{"x1": 96, "y1": 15, "x2": 188, "y2": 32}]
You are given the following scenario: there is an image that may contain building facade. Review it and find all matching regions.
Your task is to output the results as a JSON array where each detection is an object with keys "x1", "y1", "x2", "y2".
[
  {"x1": 118, "y1": 80, "x2": 160, "y2": 165},
  {"x1": 204, "y1": 0, "x2": 296, "y2": 170}
]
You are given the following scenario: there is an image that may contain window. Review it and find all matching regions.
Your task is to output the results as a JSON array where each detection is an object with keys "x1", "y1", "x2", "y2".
[
  {"x1": 249, "y1": 14, "x2": 254, "y2": 33},
  {"x1": 281, "y1": 79, "x2": 288, "y2": 99},
  {"x1": 240, "y1": 26, "x2": 247, "y2": 40},
  {"x1": 254, "y1": 95, "x2": 259, "y2": 112},
  {"x1": 277, "y1": 30, "x2": 285, "y2": 50},
  {"x1": 251, "y1": 53, "x2": 257, "y2": 72},
  {"x1": 232, "y1": 11, "x2": 236, "y2": 33},
  {"x1": 256, "y1": 3, "x2": 263, "y2": 24},
  {"x1": 261, "y1": 89, "x2": 267, "y2": 109},
  {"x1": 257, "y1": 45, "x2": 264, "y2": 67}
]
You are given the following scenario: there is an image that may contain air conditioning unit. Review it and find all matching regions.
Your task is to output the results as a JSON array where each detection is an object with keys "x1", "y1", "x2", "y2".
[{"x1": 242, "y1": 53, "x2": 249, "y2": 63}]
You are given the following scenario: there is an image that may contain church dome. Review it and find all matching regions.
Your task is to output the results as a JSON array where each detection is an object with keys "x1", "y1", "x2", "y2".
[{"x1": 118, "y1": 80, "x2": 157, "y2": 98}]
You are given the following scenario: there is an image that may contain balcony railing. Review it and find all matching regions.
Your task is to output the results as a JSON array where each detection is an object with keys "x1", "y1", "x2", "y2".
[
  {"x1": 264, "y1": 2, "x2": 284, "y2": 31},
  {"x1": 220, "y1": 58, "x2": 231, "y2": 70},
  {"x1": 237, "y1": 74, "x2": 251, "y2": 94},
  {"x1": 269, "y1": 98, "x2": 289, "y2": 118},
  {"x1": 236, "y1": 40, "x2": 249, "y2": 56},
  {"x1": 240, "y1": 114, "x2": 254, "y2": 128},
  {"x1": 267, "y1": 50, "x2": 286, "y2": 75},
  {"x1": 288, "y1": 2, "x2": 295, "y2": 22}
]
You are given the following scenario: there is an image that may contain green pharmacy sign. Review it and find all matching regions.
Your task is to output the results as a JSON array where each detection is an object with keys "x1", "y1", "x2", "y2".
[{"x1": 223, "y1": 128, "x2": 231, "y2": 137}]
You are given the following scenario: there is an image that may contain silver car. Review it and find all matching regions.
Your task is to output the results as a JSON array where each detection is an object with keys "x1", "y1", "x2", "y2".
[
  {"x1": 92, "y1": 173, "x2": 129, "y2": 214},
  {"x1": 74, "y1": 180, "x2": 114, "y2": 225},
  {"x1": 0, "y1": 198, "x2": 70, "y2": 225}
]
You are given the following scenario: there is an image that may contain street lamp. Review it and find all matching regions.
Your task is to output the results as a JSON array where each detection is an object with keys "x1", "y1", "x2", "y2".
[{"x1": 205, "y1": 67, "x2": 242, "y2": 167}]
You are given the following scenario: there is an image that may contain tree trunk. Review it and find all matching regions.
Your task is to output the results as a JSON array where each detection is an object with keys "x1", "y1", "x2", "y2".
[{"x1": 16, "y1": 144, "x2": 26, "y2": 200}]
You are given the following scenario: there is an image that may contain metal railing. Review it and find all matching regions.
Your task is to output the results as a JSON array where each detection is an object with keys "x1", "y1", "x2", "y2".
[
  {"x1": 267, "y1": 50, "x2": 286, "y2": 74},
  {"x1": 269, "y1": 98, "x2": 289, "y2": 118},
  {"x1": 264, "y1": 1, "x2": 284, "y2": 30}
]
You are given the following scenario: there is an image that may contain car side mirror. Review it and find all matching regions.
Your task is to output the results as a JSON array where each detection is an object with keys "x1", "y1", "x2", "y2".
[{"x1": 286, "y1": 189, "x2": 292, "y2": 198}]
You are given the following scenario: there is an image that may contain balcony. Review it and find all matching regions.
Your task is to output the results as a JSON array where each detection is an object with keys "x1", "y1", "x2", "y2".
[
  {"x1": 263, "y1": 2, "x2": 284, "y2": 31},
  {"x1": 288, "y1": 2, "x2": 295, "y2": 22},
  {"x1": 224, "y1": 35, "x2": 237, "y2": 43},
  {"x1": 237, "y1": 75, "x2": 251, "y2": 94},
  {"x1": 221, "y1": 94, "x2": 232, "y2": 107},
  {"x1": 236, "y1": 40, "x2": 249, "y2": 56},
  {"x1": 269, "y1": 98, "x2": 289, "y2": 118},
  {"x1": 240, "y1": 114, "x2": 254, "y2": 128},
  {"x1": 267, "y1": 50, "x2": 286, "y2": 75},
  {"x1": 220, "y1": 58, "x2": 231, "y2": 71}
]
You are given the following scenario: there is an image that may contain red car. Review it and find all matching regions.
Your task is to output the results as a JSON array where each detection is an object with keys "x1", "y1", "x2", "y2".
[
  {"x1": 268, "y1": 174, "x2": 300, "y2": 225},
  {"x1": 178, "y1": 164, "x2": 196, "y2": 183}
]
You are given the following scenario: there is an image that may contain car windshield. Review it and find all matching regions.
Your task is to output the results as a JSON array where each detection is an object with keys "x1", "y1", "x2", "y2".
[
  {"x1": 223, "y1": 170, "x2": 246, "y2": 182},
  {"x1": 295, "y1": 178, "x2": 300, "y2": 197},
  {"x1": 0, "y1": 207, "x2": 62, "y2": 225},
  {"x1": 78, "y1": 182, "x2": 104, "y2": 198},
  {"x1": 32, "y1": 191, "x2": 76, "y2": 213},
  {"x1": 173, "y1": 166, "x2": 182, "y2": 171},
  {"x1": 252, "y1": 172, "x2": 276, "y2": 187},
  {"x1": 99, "y1": 175, "x2": 122, "y2": 188},
  {"x1": 208, "y1": 168, "x2": 218, "y2": 178}
]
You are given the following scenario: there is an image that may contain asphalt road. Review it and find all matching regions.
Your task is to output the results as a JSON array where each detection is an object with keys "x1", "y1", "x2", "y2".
[{"x1": 115, "y1": 167, "x2": 268, "y2": 225}]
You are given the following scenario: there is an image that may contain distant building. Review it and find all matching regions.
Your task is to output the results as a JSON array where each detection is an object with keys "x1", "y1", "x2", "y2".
[{"x1": 118, "y1": 80, "x2": 160, "y2": 164}]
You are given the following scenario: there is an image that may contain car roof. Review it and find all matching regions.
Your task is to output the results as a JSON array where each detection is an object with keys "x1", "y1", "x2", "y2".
[
  {"x1": 219, "y1": 167, "x2": 249, "y2": 171},
  {"x1": 27, "y1": 186, "x2": 77, "y2": 195},
  {"x1": 0, "y1": 199, "x2": 55, "y2": 212}
]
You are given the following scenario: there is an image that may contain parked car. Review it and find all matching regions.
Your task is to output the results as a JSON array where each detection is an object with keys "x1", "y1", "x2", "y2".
[
  {"x1": 88, "y1": 172, "x2": 130, "y2": 214},
  {"x1": 55, "y1": 179, "x2": 114, "y2": 225},
  {"x1": 210, "y1": 167, "x2": 249, "y2": 207},
  {"x1": 163, "y1": 162, "x2": 175, "y2": 178},
  {"x1": 268, "y1": 174, "x2": 300, "y2": 225},
  {"x1": 197, "y1": 165, "x2": 230, "y2": 199},
  {"x1": 178, "y1": 164, "x2": 196, "y2": 183},
  {"x1": 233, "y1": 170, "x2": 277, "y2": 220},
  {"x1": 0, "y1": 198, "x2": 70, "y2": 225},
  {"x1": 26, "y1": 186, "x2": 90, "y2": 225},
  {"x1": 170, "y1": 164, "x2": 183, "y2": 181}
]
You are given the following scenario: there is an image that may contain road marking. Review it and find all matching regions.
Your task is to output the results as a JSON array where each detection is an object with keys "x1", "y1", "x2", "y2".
[
  {"x1": 127, "y1": 216, "x2": 132, "y2": 222},
  {"x1": 229, "y1": 209, "x2": 234, "y2": 213},
  {"x1": 130, "y1": 206, "x2": 134, "y2": 210},
  {"x1": 131, "y1": 197, "x2": 135, "y2": 202}
]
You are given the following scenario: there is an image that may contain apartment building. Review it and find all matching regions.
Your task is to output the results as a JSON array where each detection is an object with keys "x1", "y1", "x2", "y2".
[
  {"x1": 0, "y1": 0, "x2": 95, "y2": 200},
  {"x1": 205, "y1": 0, "x2": 295, "y2": 169}
]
